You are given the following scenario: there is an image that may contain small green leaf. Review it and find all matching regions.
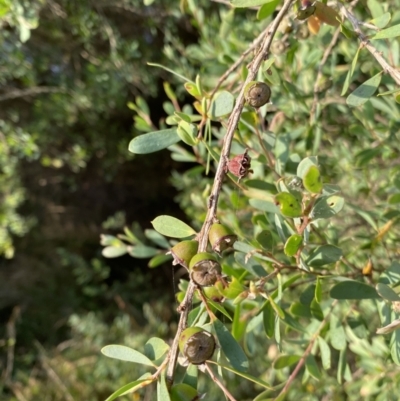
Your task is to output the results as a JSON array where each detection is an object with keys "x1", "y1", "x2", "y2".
[
  {"x1": 256, "y1": 230, "x2": 274, "y2": 251},
  {"x1": 303, "y1": 165, "x2": 323, "y2": 193},
  {"x1": 275, "y1": 192, "x2": 302, "y2": 218},
  {"x1": 284, "y1": 234, "x2": 303, "y2": 257},
  {"x1": 346, "y1": 72, "x2": 382, "y2": 107},
  {"x1": 318, "y1": 336, "x2": 331, "y2": 370},
  {"x1": 157, "y1": 374, "x2": 171, "y2": 401},
  {"x1": 330, "y1": 315, "x2": 347, "y2": 351},
  {"x1": 208, "y1": 299, "x2": 233, "y2": 321},
  {"x1": 101, "y1": 345, "x2": 155, "y2": 366},
  {"x1": 129, "y1": 129, "x2": 180, "y2": 154},
  {"x1": 148, "y1": 254, "x2": 172, "y2": 268},
  {"x1": 297, "y1": 156, "x2": 319, "y2": 179},
  {"x1": 145, "y1": 229, "x2": 170, "y2": 248},
  {"x1": 151, "y1": 215, "x2": 196, "y2": 238},
  {"x1": 177, "y1": 121, "x2": 198, "y2": 146},
  {"x1": 274, "y1": 355, "x2": 301, "y2": 369},
  {"x1": 105, "y1": 379, "x2": 154, "y2": 401},
  {"x1": 263, "y1": 301, "x2": 275, "y2": 338},
  {"x1": 376, "y1": 283, "x2": 400, "y2": 301},
  {"x1": 341, "y1": 47, "x2": 361, "y2": 95},
  {"x1": 209, "y1": 91, "x2": 234, "y2": 119},
  {"x1": 310, "y1": 195, "x2": 345, "y2": 219},
  {"x1": 371, "y1": 23, "x2": 400, "y2": 39},
  {"x1": 213, "y1": 318, "x2": 249, "y2": 372},
  {"x1": 102, "y1": 245, "x2": 128, "y2": 258},
  {"x1": 370, "y1": 12, "x2": 391, "y2": 29},
  {"x1": 249, "y1": 199, "x2": 280, "y2": 214},
  {"x1": 391, "y1": 330, "x2": 400, "y2": 365},
  {"x1": 310, "y1": 298, "x2": 324, "y2": 321},
  {"x1": 257, "y1": 0, "x2": 280, "y2": 20},
  {"x1": 144, "y1": 338, "x2": 169, "y2": 361},
  {"x1": 315, "y1": 277, "x2": 323, "y2": 303},
  {"x1": 330, "y1": 280, "x2": 380, "y2": 299},
  {"x1": 305, "y1": 245, "x2": 343, "y2": 267},
  {"x1": 306, "y1": 355, "x2": 321, "y2": 380},
  {"x1": 128, "y1": 245, "x2": 158, "y2": 258}
]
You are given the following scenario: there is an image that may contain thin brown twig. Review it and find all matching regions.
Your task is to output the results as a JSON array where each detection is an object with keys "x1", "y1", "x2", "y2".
[
  {"x1": 341, "y1": 4, "x2": 400, "y2": 86},
  {"x1": 198, "y1": 21, "x2": 274, "y2": 136},
  {"x1": 203, "y1": 362, "x2": 238, "y2": 401},
  {"x1": 274, "y1": 300, "x2": 338, "y2": 400},
  {"x1": 166, "y1": 0, "x2": 296, "y2": 387}
]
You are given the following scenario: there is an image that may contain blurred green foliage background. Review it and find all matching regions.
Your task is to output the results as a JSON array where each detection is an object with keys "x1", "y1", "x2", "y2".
[{"x1": 1, "y1": 0, "x2": 400, "y2": 400}]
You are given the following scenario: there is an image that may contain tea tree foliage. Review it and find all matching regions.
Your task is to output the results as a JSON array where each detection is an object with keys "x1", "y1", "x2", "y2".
[{"x1": 99, "y1": 0, "x2": 400, "y2": 400}]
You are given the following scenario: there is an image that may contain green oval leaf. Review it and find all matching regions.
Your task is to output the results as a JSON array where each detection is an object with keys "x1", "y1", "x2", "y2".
[
  {"x1": 148, "y1": 254, "x2": 172, "y2": 268},
  {"x1": 209, "y1": 90, "x2": 234, "y2": 119},
  {"x1": 303, "y1": 165, "x2": 323, "y2": 193},
  {"x1": 101, "y1": 345, "x2": 156, "y2": 366},
  {"x1": 151, "y1": 215, "x2": 196, "y2": 238},
  {"x1": 275, "y1": 192, "x2": 302, "y2": 218},
  {"x1": 371, "y1": 23, "x2": 400, "y2": 39},
  {"x1": 257, "y1": 0, "x2": 280, "y2": 20},
  {"x1": 318, "y1": 336, "x2": 331, "y2": 370},
  {"x1": 376, "y1": 283, "x2": 400, "y2": 301},
  {"x1": 213, "y1": 318, "x2": 249, "y2": 372},
  {"x1": 273, "y1": 354, "x2": 301, "y2": 369},
  {"x1": 310, "y1": 195, "x2": 345, "y2": 219},
  {"x1": 284, "y1": 234, "x2": 303, "y2": 257},
  {"x1": 370, "y1": 12, "x2": 391, "y2": 29},
  {"x1": 128, "y1": 245, "x2": 158, "y2": 258},
  {"x1": 306, "y1": 355, "x2": 321, "y2": 380},
  {"x1": 102, "y1": 245, "x2": 128, "y2": 258},
  {"x1": 305, "y1": 244, "x2": 343, "y2": 267},
  {"x1": 144, "y1": 338, "x2": 170, "y2": 361},
  {"x1": 157, "y1": 374, "x2": 171, "y2": 401},
  {"x1": 128, "y1": 128, "x2": 180, "y2": 154},
  {"x1": 346, "y1": 72, "x2": 382, "y2": 107},
  {"x1": 263, "y1": 301, "x2": 275, "y2": 338},
  {"x1": 330, "y1": 280, "x2": 380, "y2": 299}
]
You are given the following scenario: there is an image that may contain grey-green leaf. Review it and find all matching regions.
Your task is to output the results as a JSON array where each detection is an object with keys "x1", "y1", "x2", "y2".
[
  {"x1": 330, "y1": 280, "x2": 380, "y2": 299},
  {"x1": 209, "y1": 90, "x2": 234, "y2": 119},
  {"x1": 213, "y1": 318, "x2": 249, "y2": 372},
  {"x1": 101, "y1": 345, "x2": 155, "y2": 367},
  {"x1": 318, "y1": 336, "x2": 331, "y2": 370},
  {"x1": 157, "y1": 374, "x2": 171, "y2": 401},
  {"x1": 346, "y1": 72, "x2": 382, "y2": 107},
  {"x1": 144, "y1": 338, "x2": 170, "y2": 361},
  {"x1": 376, "y1": 283, "x2": 400, "y2": 301},
  {"x1": 305, "y1": 245, "x2": 343, "y2": 267},
  {"x1": 151, "y1": 215, "x2": 196, "y2": 238},
  {"x1": 310, "y1": 195, "x2": 344, "y2": 219},
  {"x1": 102, "y1": 245, "x2": 128, "y2": 258},
  {"x1": 129, "y1": 128, "x2": 180, "y2": 154},
  {"x1": 371, "y1": 23, "x2": 400, "y2": 39}
]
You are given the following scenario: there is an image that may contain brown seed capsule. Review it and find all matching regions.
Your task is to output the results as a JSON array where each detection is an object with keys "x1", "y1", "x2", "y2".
[
  {"x1": 225, "y1": 148, "x2": 253, "y2": 182},
  {"x1": 208, "y1": 223, "x2": 237, "y2": 253},
  {"x1": 189, "y1": 252, "x2": 221, "y2": 286},
  {"x1": 296, "y1": 4, "x2": 316, "y2": 21},
  {"x1": 244, "y1": 81, "x2": 271, "y2": 108},
  {"x1": 179, "y1": 327, "x2": 216, "y2": 365}
]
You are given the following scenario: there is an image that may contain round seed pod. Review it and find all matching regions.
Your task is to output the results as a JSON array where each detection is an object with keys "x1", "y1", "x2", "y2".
[
  {"x1": 179, "y1": 327, "x2": 216, "y2": 365},
  {"x1": 244, "y1": 81, "x2": 271, "y2": 108},
  {"x1": 189, "y1": 252, "x2": 221, "y2": 286},
  {"x1": 208, "y1": 223, "x2": 237, "y2": 253},
  {"x1": 167, "y1": 240, "x2": 199, "y2": 268},
  {"x1": 203, "y1": 284, "x2": 225, "y2": 303}
]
